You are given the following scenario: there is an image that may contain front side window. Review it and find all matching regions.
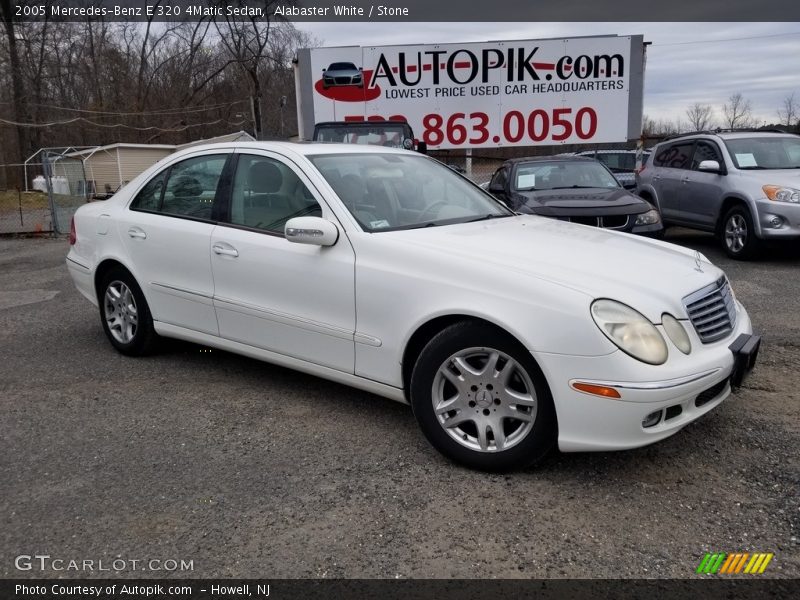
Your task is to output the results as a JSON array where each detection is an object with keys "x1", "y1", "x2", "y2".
[
  {"x1": 691, "y1": 142, "x2": 723, "y2": 170},
  {"x1": 228, "y1": 154, "x2": 322, "y2": 234}
]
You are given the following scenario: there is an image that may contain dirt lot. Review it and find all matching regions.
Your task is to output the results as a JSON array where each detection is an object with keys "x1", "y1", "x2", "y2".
[{"x1": 0, "y1": 231, "x2": 798, "y2": 580}]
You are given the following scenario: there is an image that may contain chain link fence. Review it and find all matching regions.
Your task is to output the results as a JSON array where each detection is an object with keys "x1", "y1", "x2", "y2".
[
  {"x1": 1, "y1": 151, "x2": 90, "y2": 235},
  {"x1": 0, "y1": 162, "x2": 53, "y2": 235}
]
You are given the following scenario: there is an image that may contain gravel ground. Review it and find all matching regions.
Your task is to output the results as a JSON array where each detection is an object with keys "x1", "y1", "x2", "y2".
[{"x1": 0, "y1": 231, "x2": 798, "y2": 580}]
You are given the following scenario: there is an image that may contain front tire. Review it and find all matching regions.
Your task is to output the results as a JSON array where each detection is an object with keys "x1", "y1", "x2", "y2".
[
  {"x1": 410, "y1": 322, "x2": 557, "y2": 471},
  {"x1": 722, "y1": 206, "x2": 760, "y2": 260},
  {"x1": 98, "y1": 267, "x2": 159, "y2": 356}
]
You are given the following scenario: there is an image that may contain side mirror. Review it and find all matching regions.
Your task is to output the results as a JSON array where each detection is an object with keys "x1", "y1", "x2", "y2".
[
  {"x1": 698, "y1": 160, "x2": 722, "y2": 173},
  {"x1": 285, "y1": 216, "x2": 339, "y2": 247}
]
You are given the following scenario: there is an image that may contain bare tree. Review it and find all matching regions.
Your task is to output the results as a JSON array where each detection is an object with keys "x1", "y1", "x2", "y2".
[
  {"x1": 0, "y1": 0, "x2": 32, "y2": 185},
  {"x1": 685, "y1": 103, "x2": 715, "y2": 131},
  {"x1": 777, "y1": 92, "x2": 798, "y2": 128},
  {"x1": 722, "y1": 93, "x2": 754, "y2": 129}
]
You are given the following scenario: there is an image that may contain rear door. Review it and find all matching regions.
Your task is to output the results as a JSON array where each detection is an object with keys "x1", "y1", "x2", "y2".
[
  {"x1": 119, "y1": 151, "x2": 231, "y2": 335},
  {"x1": 650, "y1": 141, "x2": 695, "y2": 222},
  {"x1": 680, "y1": 140, "x2": 727, "y2": 228}
]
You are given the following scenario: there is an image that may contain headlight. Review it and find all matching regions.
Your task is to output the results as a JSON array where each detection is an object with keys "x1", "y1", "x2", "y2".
[
  {"x1": 763, "y1": 185, "x2": 800, "y2": 203},
  {"x1": 661, "y1": 313, "x2": 691, "y2": 354},
  {"x1": 591, "y1": 299, "x2": 668, "y2": 365},
  {"x1": 634, "y1": 209, "x2": 661, "y2": 226}
]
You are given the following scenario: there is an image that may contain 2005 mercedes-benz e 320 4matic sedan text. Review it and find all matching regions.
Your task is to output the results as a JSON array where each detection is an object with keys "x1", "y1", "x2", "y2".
[{"x1": 67, "y1": 142, "x2": 761, "y2": 471}]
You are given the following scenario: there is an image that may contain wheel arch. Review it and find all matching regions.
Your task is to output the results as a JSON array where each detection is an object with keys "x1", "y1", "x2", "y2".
[
  {"x1": 94, "y1": 258, "x2": 138, "y2": 303},
  {"x1": 717, "y1": 195, "x2": 759, "y2": 237},
  {"x1": 401, "y1": 314, "x2": 553, "y2": 405}
]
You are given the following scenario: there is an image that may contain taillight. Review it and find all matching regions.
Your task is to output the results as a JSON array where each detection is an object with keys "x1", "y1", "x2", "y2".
[{"x1": 69, "y1": 216, "x2": 76, "y2": 245}]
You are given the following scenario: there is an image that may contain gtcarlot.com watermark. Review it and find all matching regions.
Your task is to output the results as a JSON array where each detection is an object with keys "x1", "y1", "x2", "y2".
[{"x1": 15, "y1": 554, "x2": 194, "y2": 572}]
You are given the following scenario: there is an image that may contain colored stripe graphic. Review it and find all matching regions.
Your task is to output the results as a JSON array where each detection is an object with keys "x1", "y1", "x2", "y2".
[{"x1": 698, "y1": 552, "x2": 774, "y2": 574}]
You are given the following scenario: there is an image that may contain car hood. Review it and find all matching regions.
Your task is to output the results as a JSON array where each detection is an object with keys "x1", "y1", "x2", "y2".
[
  {"x1": 514, "y1": 187, "x2": 649, "y2": 213},
  {"x1": 739, "y1": 168, "x2": 800, "y2": 187},
  {"x1": 385, "y1": 215, "x2": 724, "y2": 321}
]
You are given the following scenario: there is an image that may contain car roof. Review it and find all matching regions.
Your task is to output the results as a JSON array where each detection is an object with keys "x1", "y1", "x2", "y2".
[
  {"x1": 168, "y1": 141, "x2": 415, "y2": 160},
  {"x1": 657, "y1": 130, "x2": 800, "y2": 144},
  {"x1": 575, "y1": 149, "x2": 648, "y2": 155},
  {"x1": 503, "y1": 155, "x2": 599, "y2": 166}
]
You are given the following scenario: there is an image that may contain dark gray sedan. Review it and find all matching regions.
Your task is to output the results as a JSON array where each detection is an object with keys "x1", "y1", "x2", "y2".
[{"x1": 487, "y1": 156, "x2": 663, "y2": 236}]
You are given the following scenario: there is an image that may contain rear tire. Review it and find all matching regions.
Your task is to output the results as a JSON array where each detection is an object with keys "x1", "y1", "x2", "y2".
[
  {"x1": 98, "y1": 267, "x2": 159, "y2": 356},
  {"x1": 721, "y1": 206, "x2": 760, "y2": 260},
  {"x1": 410, "y1": 322, "x2": 557, "y2": 471}
]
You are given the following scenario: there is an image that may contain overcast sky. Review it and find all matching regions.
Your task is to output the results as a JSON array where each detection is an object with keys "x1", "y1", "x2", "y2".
[{"x1": 301, "y1": 22, "x2": 800, "y2": 126}]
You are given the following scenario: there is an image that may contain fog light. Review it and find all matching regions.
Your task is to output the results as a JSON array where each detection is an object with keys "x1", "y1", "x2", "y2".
[
  {"x1": 769, "y1": 216, "x2": 782, "y2": 228},
  {"x1": 642, "y1": 410, "x2": 662, "y2": 428}
]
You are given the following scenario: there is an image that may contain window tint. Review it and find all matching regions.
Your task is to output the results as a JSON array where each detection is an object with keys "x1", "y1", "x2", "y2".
[
  {"x1": 157, "y1": 155, "x2": 226, "y2": 219},
  {"x1": 653, "y1": 142, "x2": 695, "y2": 169},
  {"x1": 691, "y1": 142, "x2": 722, "y2": 169},
  {"x1": 229, "y1": 154, "x2": 322, "y2": 234},
  {"x1": 490, "y1": 167, "x2": 507, "y2": 190},
  {"x1": 130, "y1": 170, "x2": 166, "y2": 211}
]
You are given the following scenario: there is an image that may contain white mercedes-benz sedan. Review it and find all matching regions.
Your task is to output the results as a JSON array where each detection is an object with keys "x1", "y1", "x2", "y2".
[{"x1": 67, "y1": 142, "x2": 760, "y2": 471}]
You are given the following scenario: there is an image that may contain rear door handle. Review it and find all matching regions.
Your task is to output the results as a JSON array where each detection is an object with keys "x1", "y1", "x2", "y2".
[
  {"x1": 212, "y1": 243, "x2": 239, "y2": 257},
  {"x1": 681, "y1": 176, "x2": 691, "y2": 183},
  {"x1": 127, "y1": 227, "x2": 147, "y2": 239}
]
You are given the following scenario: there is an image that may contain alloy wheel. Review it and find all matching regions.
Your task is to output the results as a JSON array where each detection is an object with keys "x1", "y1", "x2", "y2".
[
  {"x1": 103, "y1": 280, "x2": 138, "y2": 344},
  {"x1": 431, "y1": 347, "x2": 538, "y2": 452}
]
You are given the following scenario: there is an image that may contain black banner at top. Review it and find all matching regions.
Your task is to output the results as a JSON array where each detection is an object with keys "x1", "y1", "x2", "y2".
[{"x1": 6, "y1": 0, "x2": 800, "y2": 22}]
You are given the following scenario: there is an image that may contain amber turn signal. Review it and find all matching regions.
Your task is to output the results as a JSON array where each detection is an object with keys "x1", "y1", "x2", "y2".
[{"x1": 571, "y1": 382, "x2": 622, "y2": 399}]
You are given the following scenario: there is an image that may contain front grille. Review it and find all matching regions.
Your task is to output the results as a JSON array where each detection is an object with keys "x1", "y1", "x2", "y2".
[
  {"x1": 600, "y1": 215, "x2": 629, "y2": 229},
  {"x1": 564, "y1": 215, "x2": 628, "y2": 229},
  {"x1": 694, "y1": 378, "x2": 729, "y2": 408},
  {"x1": 568, "y1": 216, "x2": 600, "y2": 227},
  {"x1": 683, "y1": 277, "x2": 737, "y2": 343},
  {"x1": 334, "y1": 76, "x2": 351, "y2": 84}
]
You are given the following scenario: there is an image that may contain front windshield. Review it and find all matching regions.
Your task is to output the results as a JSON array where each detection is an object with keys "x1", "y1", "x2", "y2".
[
  {"x1": 513, "y1": 160, "x2": 620, "y2": 191},
  {"x1": 724, "y1": 136, "x2": 800, "y2": 169},
  {"x1": 308, "y1": 153, "x2": 513, "y2": 232}
]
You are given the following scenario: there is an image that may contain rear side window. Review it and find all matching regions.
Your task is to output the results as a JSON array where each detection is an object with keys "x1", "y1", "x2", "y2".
[
  {"x1": 130, "y1": 171, "x2": 166, "y2": 211},
  {"x1": 490, "y1": 167, "x2": 508, "y2": 189},
  {"x1": 653, "y1": 142, "x2": 695, "y2": 169},
  {"x1": 130, "y1": 155, "x2": 227, "y2": 219},
  {"x1": 161, "y1": 155, "x2": 227, "y2": 219}
]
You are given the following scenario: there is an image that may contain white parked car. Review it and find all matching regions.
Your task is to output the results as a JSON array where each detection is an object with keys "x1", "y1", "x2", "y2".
[{"x1": 67, "y1": 142, "x2": 761, "y2": 471}]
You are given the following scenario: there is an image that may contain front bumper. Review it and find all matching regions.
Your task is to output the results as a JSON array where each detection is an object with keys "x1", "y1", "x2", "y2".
[
  {"x1": 755, "y1": 199, "x2": 800, "y2": 239},
  {"x1": 535, "y1": 303, "x2": 756, "y2": 452}
]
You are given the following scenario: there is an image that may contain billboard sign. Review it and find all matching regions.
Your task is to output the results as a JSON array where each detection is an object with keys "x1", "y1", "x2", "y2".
[{"x1": 295, "y1": 35, "x2": 645, "y2": 149}]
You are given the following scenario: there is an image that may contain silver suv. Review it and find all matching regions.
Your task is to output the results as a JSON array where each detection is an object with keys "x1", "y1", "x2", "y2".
[{"x1": 637, "y1": 130, "x2": 800, "y2": 259}]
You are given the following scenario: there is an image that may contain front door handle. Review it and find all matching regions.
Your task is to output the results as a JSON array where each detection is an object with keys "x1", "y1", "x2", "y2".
[
  {"x1": 212, "y1": 243, "x2": 239, "y2": 257},
  {"x1": 127, "y1": 227, "x2": 147, "y2": 239}
]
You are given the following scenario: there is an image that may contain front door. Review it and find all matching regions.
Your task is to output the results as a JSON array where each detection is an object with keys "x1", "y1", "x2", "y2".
[{"x1": 210, "y1": 151, "x2": 357, "y2": 373}]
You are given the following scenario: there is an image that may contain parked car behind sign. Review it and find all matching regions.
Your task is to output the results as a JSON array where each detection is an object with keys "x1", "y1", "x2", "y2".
[
  {"x1": 487, "y1": 156, "x2": 663, "y2": 236},
  {"x1": 637, "y1": 130, "x2": 800, "y2": 259}
]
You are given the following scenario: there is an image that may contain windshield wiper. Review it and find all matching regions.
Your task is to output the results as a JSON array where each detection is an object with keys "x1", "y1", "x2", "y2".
[
  {"x1": 549, "y1": 185, "x2": 599, "y2": 189},
  {"x1": 738, "y1": 166, "x2": 767, "y2": 170},
  {"x1": 516, "y1": 186, "x2": 537, "y2": 192},
  {"x1": 464, "y1": 213, "x2": 510, "y2": 223}
]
